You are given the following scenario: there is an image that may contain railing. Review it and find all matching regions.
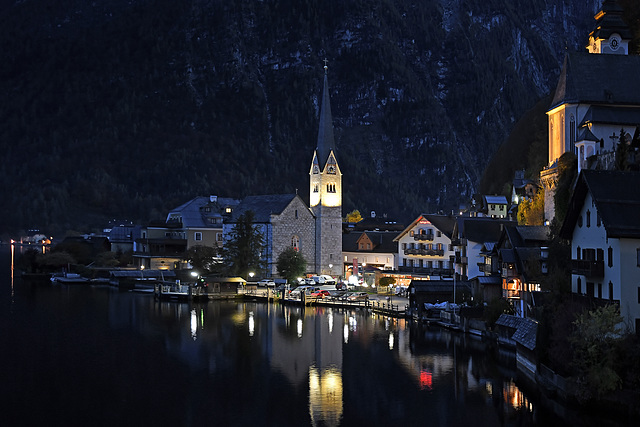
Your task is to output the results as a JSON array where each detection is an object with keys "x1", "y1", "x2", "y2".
[
  {"x1": 404, "y1": 248, "x2": 445, "y2": 256},
  {"x1": 414, "y1": 234, "x2": 434, "y2": 241},
  {"x1": 397, "y1": 266, "x2": 454, "y2": 276},
  {"x1": 571, "y1": 259, "x2": 604, "y2": 277}
]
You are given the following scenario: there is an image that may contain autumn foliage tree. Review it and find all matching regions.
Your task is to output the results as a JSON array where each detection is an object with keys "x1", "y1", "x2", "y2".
[{"x1": 516, "y1": 189, "x2": 545, "y2": 225}]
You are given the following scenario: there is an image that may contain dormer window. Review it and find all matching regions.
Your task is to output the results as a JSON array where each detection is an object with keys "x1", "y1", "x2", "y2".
[{"x1": 225, "y1": 207, "x2": 232, "y2": 214}]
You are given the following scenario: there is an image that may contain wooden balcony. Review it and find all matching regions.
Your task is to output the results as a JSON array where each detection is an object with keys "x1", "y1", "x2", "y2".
[
  {"x1": 571, "y1": 259, "x2": 604, "y2": 278},
  {"x1": 414, "y1": 233, "x2": 434, "y2": 241}
]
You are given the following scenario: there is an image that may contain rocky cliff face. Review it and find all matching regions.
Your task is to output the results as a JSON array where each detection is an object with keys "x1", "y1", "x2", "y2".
[{"x1": 0, "y1": 0, "x2": 604, "y2": 234}]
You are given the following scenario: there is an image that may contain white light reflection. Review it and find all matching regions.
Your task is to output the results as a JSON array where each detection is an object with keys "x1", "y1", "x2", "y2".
[
  {"x1": 190, "y1": 309, "x2": 197, "y2": 340},
  {"x1": 343, "y1": 324, "x2": 349, "y2": 343},
  {"x1": 249, "y1": 311, "x2": 255, "y2": 336},
  {"x1": 388, "y1": 332, "x2": 394, "y2": 350},
  {"x1": 328, "y1": 312, "x2": 333, "y2": 334},
  {"x1": 297, "y1": 318, "x2": 303, "y2": 337}
]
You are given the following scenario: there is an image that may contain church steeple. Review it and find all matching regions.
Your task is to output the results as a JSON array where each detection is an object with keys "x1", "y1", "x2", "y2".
[
  {"x1": 587, "y1": 0, "x2": 632, "y2": 55},
  {"x1": 316, "y1": 60, "x2": 336, "y2": 169},
  {"x1": 309, "y1": 61, "x2": 342, "y2": 278}
]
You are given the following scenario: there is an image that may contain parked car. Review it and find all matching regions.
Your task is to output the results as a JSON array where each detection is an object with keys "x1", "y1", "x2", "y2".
[
  {"x1": 338, "y1": 292, "x2": 354, "y2": 301},
  {"x1": 289, "y1": 286, "x2": 310, "y2": 299},
  {"x1": 347, "y1": 292, "x2": 369, "y2": 301},
  {"x1": 311, "y1": 275, "x2": 336, "y2": 285},
  {"x1": 258, "y1": 279, "x2": 275, "y2": 287},
  {"x1": 335, "y1": 282, "x2": 348, "y2": 290},
  {"x1": 305, "y1": 278, "x2": 317, "y2": 285},
  {"x1": 310, "y1": 289, "x2": 331, "y2": 298}
]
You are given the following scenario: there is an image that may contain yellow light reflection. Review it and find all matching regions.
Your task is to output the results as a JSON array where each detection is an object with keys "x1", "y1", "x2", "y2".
[
  {"x1": 190, "y1": 309, "x2": 197, "y2": 340},
  {"x1": 309, "y1": 365, "x2": 343, "y2": 427}
]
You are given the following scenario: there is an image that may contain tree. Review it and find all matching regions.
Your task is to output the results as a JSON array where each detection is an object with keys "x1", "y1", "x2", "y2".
[
  {"x1": 615, "y1": 128, "x2": 629, "y2": 171},
  {"x1": 516, "y1": 189, "x2": 544, "y2": 225},
  {"x1": 345, "y1": 209, "x2": 363, "y2": 223},
  {"x1": 221, "y1": 210, "x2": 265, "y2": 280},
  {"x1": 570, "y1": 304, "x2": 624, "y2": 401},
  {"x1": 276, "y1": 247, "x2": 306, "y2": 284},
  {"x1": 186, "y1": 245, "x2": 220, "y2": 274}
]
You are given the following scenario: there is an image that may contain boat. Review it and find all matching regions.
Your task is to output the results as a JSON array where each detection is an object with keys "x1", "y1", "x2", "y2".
[{"x1": 50, "y1": 272, "x2": 90, "y2": 285}]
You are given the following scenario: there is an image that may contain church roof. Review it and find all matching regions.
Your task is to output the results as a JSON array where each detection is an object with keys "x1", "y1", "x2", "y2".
[
  {"x1": 589, "y1": 0, "x2": 634, "y2": 41},
  {"x1": 578, "y1": 105, "x2": 640, "y2": 127},
  {"x1": 168, "y1": 196, "x2": 240, "y2": 228},
  {"x1": 550, "y1": 53, "x2": 640, "y2": 110},
  {"x1": 560, "y1": 170, "x2": 640, "y2": 239},
  {"x1": 228, "y1": 194, "x2": 307, "y2": 223},
  {"x1": 316, "y1": 71, "x2": 336, "y2": 169}
]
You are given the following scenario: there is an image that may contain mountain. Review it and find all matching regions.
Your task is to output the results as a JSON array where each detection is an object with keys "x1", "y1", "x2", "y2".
[{"x1": 0, "y1": 0, "x2": 621, "y2": 237}]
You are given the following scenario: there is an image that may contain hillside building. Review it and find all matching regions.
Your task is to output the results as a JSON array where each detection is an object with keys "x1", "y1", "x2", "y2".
[{"x1": 541, "y1": 0, "x2": 640, "y2": 222}]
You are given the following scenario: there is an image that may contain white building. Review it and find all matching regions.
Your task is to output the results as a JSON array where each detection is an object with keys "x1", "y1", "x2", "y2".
[
  {"x1": 560, "y1": 170, "x2": 640, "y2": 333},
  {"x1": 541, "y1": 0, "x2": 640, "y2": 222},
  {"x1": 393, "y1": 215, "x2": 456, "y2": 278}
]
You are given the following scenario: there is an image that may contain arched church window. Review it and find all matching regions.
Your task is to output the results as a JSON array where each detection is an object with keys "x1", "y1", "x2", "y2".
[
  {"x1": 291, "y1": 235, "x2": 300, "y2": 251},
  {"x1": 313, "y1": 184, "x2": 319, "y2": 193},
  {"x1": 570, "y1": 115, "x2": 576, "y2": 150}
]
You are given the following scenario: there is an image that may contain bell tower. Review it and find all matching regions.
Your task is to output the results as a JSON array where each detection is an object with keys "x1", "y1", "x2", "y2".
[{"x1": 310, "y1": 61, "x2": 342, "y2": 277}]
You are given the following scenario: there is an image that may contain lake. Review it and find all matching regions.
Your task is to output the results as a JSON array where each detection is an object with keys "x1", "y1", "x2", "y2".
[{"x1": 0, "y1": 245, "x2": 586, "y2": 426}]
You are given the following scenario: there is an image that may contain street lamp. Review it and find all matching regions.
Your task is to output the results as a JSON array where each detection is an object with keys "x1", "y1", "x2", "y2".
[
  {"x1": 329, "y1": 263, "x2": 333, "y2": 276},
  {"x1": 249, "y1": 272, "x2": 255, "y2": 280}
]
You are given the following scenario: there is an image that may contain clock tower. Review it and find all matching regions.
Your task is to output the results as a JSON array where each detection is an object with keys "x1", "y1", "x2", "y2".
[{"x1": 310, "y1": 62, "x2": 342, "y2": 277}]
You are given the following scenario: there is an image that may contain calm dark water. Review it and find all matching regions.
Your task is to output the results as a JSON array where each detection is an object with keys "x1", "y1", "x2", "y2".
[{"x1": 0, "y1": 246, "x2": 572, "y2": 426}]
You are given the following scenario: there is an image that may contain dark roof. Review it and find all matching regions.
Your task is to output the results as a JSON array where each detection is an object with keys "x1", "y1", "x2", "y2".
[
  {"x1": 579, "y1": 105, "x2": 640, "y2": 127},
  {"x1": 515, "y1": 226, "x2": 549, "y2": 244},
  {"x1": 228, "y1": 194, "x2": 304, "y2": 223},
  {"x1": 589, "y1": 0, "x2": 634, "y2": 41},
  {"x1": 560, "y1": 170, "x2": 640, "y2": 239},
  {"x1": 351, "y1": 217, "x2": 405, "y2": 232},
  {"x1": 458, "y1": 217, "x2": 517, "y2": 244},
  {"x1": 394, "y1": 214, "x2": 456, "y2": 241},
  {"x1": 316, "y1": 72, "x2": 336, "y2": 169},
  {"x1": 550, "y1": 53, "x2": 640, "y2": 110},
  {"x1": 476, "y1": 276, "x2": 502, "y2": 285},
  {"x1": 409, "y1": 280, "x2": 471, "y2": 293},
  {"x1": 342, "y1": 231, "x2": 398, "y2": 253},
  {"x1": 496, "y1": 314, "x2": 538, "y2": 351},
  {"x1": 577, "y1": 126, "x2": 600, "y2": 142},
  {"x1": 169, "y1": 196, "x2": 240, "y2": 228}
]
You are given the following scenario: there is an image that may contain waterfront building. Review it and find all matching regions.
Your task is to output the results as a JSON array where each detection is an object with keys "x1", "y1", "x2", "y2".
[
  {"x1": 559, "y1": 170, "x2": 640, "y2": 333},
  {"x1": 394, "y1": 214, "x2": 456, "y2": 279}
]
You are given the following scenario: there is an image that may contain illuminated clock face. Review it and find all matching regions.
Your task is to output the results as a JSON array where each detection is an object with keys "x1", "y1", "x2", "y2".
[
  {"x1": 328, "y1": 166, "x2": 335, "y2": 174},
  {"x1": 610, "y1": 35, "x2": 620, "y2": 50}
]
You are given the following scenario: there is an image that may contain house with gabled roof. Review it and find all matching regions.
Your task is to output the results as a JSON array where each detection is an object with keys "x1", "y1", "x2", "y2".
[
  {"x1": 224, "y1": 194, "x2": 316, "y2": 277},
  {"x1": 559, "y1": 170, "x2": 640, "y2": 333},
  {"x1": 342, "y1": 230, "x2": 398, "y2": 281},
  {"x1": 492, "y1": 225, "x2": 550, "y2": 317},
  {"x1": 394, "y1": 214, "x2": 456, "y2": 279},
  {"x1": 451, "y1": 216, "x2": 517, "y2": 281},
  {"x1": 134, "y1": 195, "x2": 240, "y2": 270}
]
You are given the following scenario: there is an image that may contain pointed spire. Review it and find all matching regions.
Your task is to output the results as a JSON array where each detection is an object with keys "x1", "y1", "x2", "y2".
[{"x1": 316, "y1": 60, "x2": 336, "y2": 168}]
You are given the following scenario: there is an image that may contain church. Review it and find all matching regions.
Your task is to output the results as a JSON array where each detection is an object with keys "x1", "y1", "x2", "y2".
[
  {"x1": 224, "y1": 64, "x2": 343, "y2": 278},
  {"x1": 541, "y1": 0, "x2": 640, "y2": 222}
]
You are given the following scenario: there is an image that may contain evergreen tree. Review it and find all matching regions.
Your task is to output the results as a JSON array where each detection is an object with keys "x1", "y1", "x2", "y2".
[
  {"x1": 222, "y1": 211, "x2": 265, "y2": 280},
  {"x1": 276, "y1": 247, "x2": 307, "y2": 284}
]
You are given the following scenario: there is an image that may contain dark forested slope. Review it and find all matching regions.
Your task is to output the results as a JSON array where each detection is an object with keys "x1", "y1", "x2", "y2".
[{"x1": 0, "y1": 0, "x2": 615, "y2": 236}]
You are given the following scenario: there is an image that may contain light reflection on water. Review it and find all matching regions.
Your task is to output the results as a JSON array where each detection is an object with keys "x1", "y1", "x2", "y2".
[{"x1": 1, "y1": 250, "x2": 563, "y2": 426}]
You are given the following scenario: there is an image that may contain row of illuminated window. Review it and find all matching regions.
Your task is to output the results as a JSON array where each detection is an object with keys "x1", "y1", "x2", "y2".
[
  {"x1": 409, "y1": 229, "x2": 441, "y2": 237},
  {"x1": 402, "y1": 259, "x2": 449, "y2": 269},
  {"x1": 402, "y1": 243, "x2": 445, "y2": 251},
  {"x1": 312, "y1": 184, "x2": 337, "y2": 193}
]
